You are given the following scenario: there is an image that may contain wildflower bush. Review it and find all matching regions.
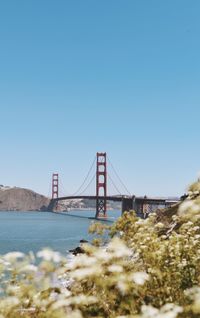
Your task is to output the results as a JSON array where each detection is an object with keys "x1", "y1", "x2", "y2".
[{"x1": 1, "y1": 182, "x2": 200, "y2": 317}]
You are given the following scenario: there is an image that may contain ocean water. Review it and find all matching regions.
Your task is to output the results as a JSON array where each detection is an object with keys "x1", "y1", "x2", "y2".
[{"x1": 0, "y1": 210, "x2": 121, "y2": 255}]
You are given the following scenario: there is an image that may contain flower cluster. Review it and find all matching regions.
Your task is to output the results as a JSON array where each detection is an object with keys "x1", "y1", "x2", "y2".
[{"x1": 1, "y1": 181, "x2": 200, "y2": 317}]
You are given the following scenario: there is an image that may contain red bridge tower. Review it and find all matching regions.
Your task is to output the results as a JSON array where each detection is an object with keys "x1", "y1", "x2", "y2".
[
  {"x1": 96, "y1": 152, "x2": 107, "y2": 218},
  {"x1": 52, "y1": 173, "x2": 59, "y2": 199}
]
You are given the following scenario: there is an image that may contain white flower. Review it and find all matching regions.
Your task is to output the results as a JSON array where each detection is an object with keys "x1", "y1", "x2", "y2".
[
  {"x1": 4, "y1": 252, "x2": 24, "y2": 262},
  {"x1": 37, "y1": 249, "x2": 61, "y2": 263},
  {"x1": 20, "y1": 264, "x2": 38, "y2": 273},
  {"x1": 59, "y1": 289, "x2": 72, "y2": 298},
  {"x1": 132, "y1": 272, "x2": 149, "y2": 285},
  {"x1": 108, "y1": 265, "x2": 123, "y2": 273},
  {"x1": 108, "y1": 238, "x2": 132, "y2": 258},
  {"x1": 135, "y1": 219, "x2": 144, "y2": 225},
  {"x1": 178, "y1": 200, "x2": 200, "y2": 215},
  {"x1": 6, "y1": 285, "x2": 20, "y2": 294},
  {"x1": 117, "y1": 281, "x2": 128, "y2": 295},
  {"x1": 70, "y1": 295, "x2": 97, "y2": 305},
  {"x1": 0, "y1": 258, "x2": 10, "y2": 267},
  {"x1": 94, "y1": 249, "x2": 113, "y2": 261},
  {"x1": 155, "y1": 222, "x2": 165, "y2": 229},
  {"x1": 0, "y1": 296, "x2": 20, "y2": 307},
  {"x1": 141, "y1": 305, "x2": 158, "y2": 317},
  {"x1": 51, "y1": 299, "x2": 69, "y2": 310},
  {"x1": 66, "y1": 255, "x2": 97, "y2": 270},
  {"x1": 191, "y1": 204, "x2": 200, "y2": 213},
  {"x1": 65, "y1": 310, "x2": 83, "y2": 318},
  {"x1": 51, "y1": 295, "x2": 97, "y2": 310},
  {"x1": 140, "y1": 304, "x2": 182, "y2": 318},
  {"x1": 71, "y1": 266, "x2": 102, "y2": 280}
]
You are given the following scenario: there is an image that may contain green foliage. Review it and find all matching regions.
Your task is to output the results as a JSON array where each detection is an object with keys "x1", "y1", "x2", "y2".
[
  {"x1": 89, "y1": 221, "x2": 110, "y2": 246},
  {"x1": 1, "y1": 182, "x2": 200, "y2": 317}
]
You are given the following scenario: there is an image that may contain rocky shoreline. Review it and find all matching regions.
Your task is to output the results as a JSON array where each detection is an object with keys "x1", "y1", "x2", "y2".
[{"x1": 69, "y1": 239, "x2": 89, "y2": 255}]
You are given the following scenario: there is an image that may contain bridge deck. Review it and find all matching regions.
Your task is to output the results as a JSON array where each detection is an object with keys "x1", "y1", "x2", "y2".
[
  {"x1": 49, "y1": 195, "x2": 180, "y2": 215},
  {"x1": 52, "y1": 195, "x2": 179, "y2": 203},
  {"x1": 54, "y1": 195, "x2": 126, "y2": 202}
]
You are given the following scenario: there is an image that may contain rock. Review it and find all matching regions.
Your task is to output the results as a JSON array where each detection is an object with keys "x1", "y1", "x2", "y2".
[
  {"x1": 69, "y1": 246, "x2": 85, "y2": 256},
  {"x1": 79, "y1": 239, "x2": 88, "y2": 243},
  {"x1": 69, "y1": 239, "x2": 89, "y2": 255}
]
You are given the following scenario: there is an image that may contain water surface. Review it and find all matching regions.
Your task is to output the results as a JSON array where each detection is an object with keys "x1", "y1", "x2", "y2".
[{"x1": 0, "y1": 210, "x2": 121, "y2": 255}]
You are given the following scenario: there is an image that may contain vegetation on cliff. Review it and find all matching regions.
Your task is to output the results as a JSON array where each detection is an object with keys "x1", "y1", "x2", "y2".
[{"x1": 1, "y1": 181, "x2": 200, "y2": 317}]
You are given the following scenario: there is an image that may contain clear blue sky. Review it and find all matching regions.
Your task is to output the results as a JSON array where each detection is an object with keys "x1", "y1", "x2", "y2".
[{"x1": 0, "y1": 0, "x2": 199, "y2": 197}]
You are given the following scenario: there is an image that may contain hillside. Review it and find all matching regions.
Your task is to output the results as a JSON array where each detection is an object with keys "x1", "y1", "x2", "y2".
[{"x1": 0, "y1": 186, "x2": 50, "y2": 211}]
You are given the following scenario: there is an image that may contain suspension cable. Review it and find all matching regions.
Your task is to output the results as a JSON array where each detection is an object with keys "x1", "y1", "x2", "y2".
[
  {"x1": 79, "y1": 173, "x2": 96, "y2": 196},
  {"x1": 107, "y1": 156, "x2": 131, "y2": 195},
  {"x1": 108, "y1": 173, "x2": 122, "y2": 195},
  {"x1": 72, "y1": 156, "x2": 96, "y2": 196},
  {"x1": 59, "y1": 177, "x2": 70, "y2": 197},
  {"x1": 47, "y1": 179, "x2": 52, "y2": 199}
]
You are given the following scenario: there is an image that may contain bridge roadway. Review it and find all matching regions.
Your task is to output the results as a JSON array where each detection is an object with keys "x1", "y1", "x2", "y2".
[
  {"x1": 51, "y1": 195, "x2": 177, "y2": 204},
  {"x1": 48, "y1": 195, "x2": 179, "y2": 216},
  {"x1": 54, "y1": 195, "x2": 131, "y2": 202},
  {"x1": 49, "y1": 195, "x2": 134, "y2": 214}
]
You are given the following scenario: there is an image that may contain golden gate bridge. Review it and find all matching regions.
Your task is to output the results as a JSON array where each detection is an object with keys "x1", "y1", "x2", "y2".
[{"x1": 48, "y1": 152, "x2": 179, "y2": 219}]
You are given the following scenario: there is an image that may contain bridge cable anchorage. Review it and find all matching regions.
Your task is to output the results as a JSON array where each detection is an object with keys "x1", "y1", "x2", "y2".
[
  {"x1": 71, "y1": 156, "x2": 96, "y2": 196},
  {"x1": 107, "y1": 156, "x2": 132, "y2": 196},
  {"x1": 78, "y1": 173, "x2": 96, "y2": 196},
  {"x1": 107, "y1": 172, "x2": 122, "y2": 196}
]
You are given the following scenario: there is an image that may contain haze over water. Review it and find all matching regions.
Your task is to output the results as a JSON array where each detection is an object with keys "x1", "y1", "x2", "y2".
[{"x1": 0, "y1": 211, "x2": 121, "y2": 255}]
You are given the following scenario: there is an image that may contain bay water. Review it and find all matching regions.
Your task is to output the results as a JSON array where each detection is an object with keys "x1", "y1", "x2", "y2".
[{"x1": 0, "y1": 210, "x2": 121, "y2": 255}]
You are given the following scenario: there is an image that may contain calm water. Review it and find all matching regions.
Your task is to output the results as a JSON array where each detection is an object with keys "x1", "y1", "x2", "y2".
[{"x1": 0, "y1": 210, "x2": 121, "y2": 255}]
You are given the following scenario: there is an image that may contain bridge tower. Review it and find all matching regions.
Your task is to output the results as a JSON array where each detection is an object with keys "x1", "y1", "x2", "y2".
[
  {"x1": 96, "y1": 152, "x2": 107, "y2": 218},
  {"x1": 52, "y1": 173, "x2": 59, "y2": 199}
]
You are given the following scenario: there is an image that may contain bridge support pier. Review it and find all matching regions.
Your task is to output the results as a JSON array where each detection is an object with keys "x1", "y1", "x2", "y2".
[
  {"x1": 48, "y1": 199, "x2": 58, "y2": 212},
  {"x1": 122, "y1": 197, "x2": 135, "y2": 215}
]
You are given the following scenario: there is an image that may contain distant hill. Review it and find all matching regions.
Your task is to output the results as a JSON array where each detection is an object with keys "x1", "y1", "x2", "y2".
[{"x1": 0, "y1": 186, "x2": 50, "y2": 211}]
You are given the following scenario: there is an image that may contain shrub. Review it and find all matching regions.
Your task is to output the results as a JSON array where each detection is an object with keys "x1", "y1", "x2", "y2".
[{"x1": 1, "y1": 182, "x2": 200, "y2": 317}]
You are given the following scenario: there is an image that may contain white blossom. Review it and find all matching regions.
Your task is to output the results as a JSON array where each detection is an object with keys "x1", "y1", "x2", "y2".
[
  {"x1": 108, "y1": 264, "x2": 123, "y2": 273},
  {"x1": 132, "y1": 272, "x2": 149, "y2": 285},
  {"x1": 94, "y1": 249, "x2": 113, "y2": 261},
  {"x1": 107, "y1": 238, "x2": 132, "y2": 258},
  {"x1": 66, "y1": 254, "x2": 97, "y2": 270},
  {"x1": 37, "y1": 249, "x2": 62, "y2": 263},
  {"x1": 140, "y1": 304, "x2": 183, "y2": 318},
  {"x1": 71, "y1": 266, "x2": 102, "y2": 280},
  {"x1": 0, "y1": 296, "x2": 20, "y2": 308},
  {"x1": 178, "y1": 200, "x2": 200, "y2": 215},
  {"x1": 20, "y1": 264, "x2": 38, "y2": 273},
  {"x1": 117, "y1": 280, "x2": 129, "y2": 295},
  {"x1": 4, "y1": 252, "x2": 24, "y2": 262}
]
